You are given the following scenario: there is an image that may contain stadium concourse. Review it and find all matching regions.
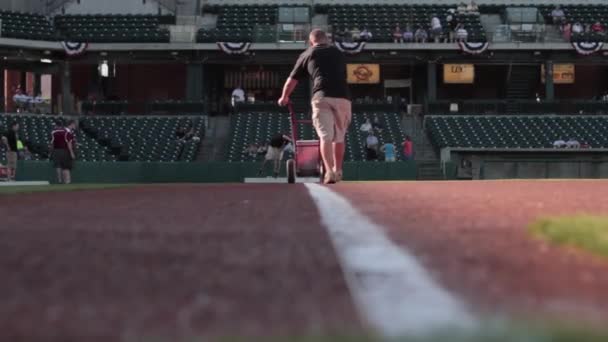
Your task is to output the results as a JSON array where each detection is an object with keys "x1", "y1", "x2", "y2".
[{"x1": 2, "y1": 181, "x2": 608, "y2": 341}]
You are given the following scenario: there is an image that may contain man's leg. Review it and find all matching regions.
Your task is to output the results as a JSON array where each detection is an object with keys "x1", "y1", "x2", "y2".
[
  {"x1": 320, "y1": 139, "x2": 335, "y2": 181},
  {"x1": 62, "y1": 170, "x2": 71, "y2": 184},
  {"x1": 333, "y1": 142, "x2": 345, "y2": 174},
  {"x1": 56, "y1": 168, "x2": 63, "y2": 184},
  {"x1": 312, "y1": 98, "x2": 336, "y2": 183},
  {"x1": 331, "y1": 99, "x2": 352, "y2": 181}
]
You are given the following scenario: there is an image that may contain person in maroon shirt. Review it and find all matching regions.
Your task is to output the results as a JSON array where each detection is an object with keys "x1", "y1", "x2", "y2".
[
  {"x1": 402, "y1": 135, "x2": 414, "y2": 161},
  {"x1": 50, "y1": 120, "x2": 76, "y2": 184}
]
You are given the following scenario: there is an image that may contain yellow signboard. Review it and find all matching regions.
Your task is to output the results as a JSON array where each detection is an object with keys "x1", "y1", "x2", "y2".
[
  {"x1": 443, "y1": 64, "x2": 475, "y2": 84},
  {"x1": 347, "y1": 64, "x2": 380, "y2": 84},
  {"x1": 541, "y1": 64, "x2": 575, "y2": 84}
]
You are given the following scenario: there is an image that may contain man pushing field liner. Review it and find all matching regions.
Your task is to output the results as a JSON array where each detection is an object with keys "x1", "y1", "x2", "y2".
[{"x1": 278, "y1": 29, "x2": 352, "y2": 184}]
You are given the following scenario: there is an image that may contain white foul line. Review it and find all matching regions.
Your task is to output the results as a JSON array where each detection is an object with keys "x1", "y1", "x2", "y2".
[{"x1": 305, "y1": 183, "x2": 478, "y2": 338}]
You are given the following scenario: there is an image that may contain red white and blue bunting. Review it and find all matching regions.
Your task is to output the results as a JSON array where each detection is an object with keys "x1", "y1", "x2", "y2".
[
  {"x1": 61, "y1": 41, "x2": 88, "y2": 56},
  {"x1": 572, "y1": 41, "x2": 604, "y2": 55},
  {"x1": 459, "y1": 41, "x2": 489, "y2": 55},
  {"x1": 217, "y1": 42, "x2": 252, "y2": 55},
  {"x1": 334, "y1": 41, "x2": 365, "y2": 54}
]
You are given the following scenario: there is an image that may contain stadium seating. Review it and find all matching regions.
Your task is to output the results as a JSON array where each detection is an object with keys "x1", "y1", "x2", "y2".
[
  {"x1": 1, "y1": 115, "x2": 203, "y2": 163},
  {"x1": 426, "y1": 115, "x2": 608, "y2": 149},
  {"x1": 0, "y1": 10, "x2": 56, "y2": 41},
  {"x1": 226, "y1": 111, "x2": 405, "y2": 162},
  {"x1": 325, "y1": 4, "x2": 486, "y2": 43},
  {"x1": 54, "y1": 14, "x2": 172, "y2": 43},
  {"x1": 198, "y1": 4, "x2": 279, "y2": 43},
  {"x1": 537, "y1": 5, "x2": 608, "y2": 42},
  {"x1": 80, "y1": 116, "x2": 204, "y2": 162}
]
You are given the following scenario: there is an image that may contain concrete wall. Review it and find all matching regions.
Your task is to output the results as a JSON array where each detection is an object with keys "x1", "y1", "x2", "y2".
[
  {"x1": 0, "y1": 0, "x2": 44, "y2": 13},
  {"x1": 61, "y1": 0, "x2": 162, "y2": 15},
  {"x1": 482, "y1": 161, "x2": 608, "y2": 179}
]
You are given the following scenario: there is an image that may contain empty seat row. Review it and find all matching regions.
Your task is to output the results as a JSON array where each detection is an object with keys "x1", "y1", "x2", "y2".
[{"x1": 426, "y1": 115, "x2": 608, "y2": 149}]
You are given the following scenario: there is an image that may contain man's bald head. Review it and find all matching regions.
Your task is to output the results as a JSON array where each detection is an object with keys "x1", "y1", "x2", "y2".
[{"x1": 309, "y1": 29, "x2": 328, "y2": 45}]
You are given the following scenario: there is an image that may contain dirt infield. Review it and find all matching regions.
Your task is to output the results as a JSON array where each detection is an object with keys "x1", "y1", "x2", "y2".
[
  {"x1": 2, "y1": 180, "x2": 608, "y2": 340},
  {"x1": 334, "y1": 181, "x2": 608, "y2": 324},
  {"x1": 0, "y1": 184, "x2": 360, "y2": 340}
]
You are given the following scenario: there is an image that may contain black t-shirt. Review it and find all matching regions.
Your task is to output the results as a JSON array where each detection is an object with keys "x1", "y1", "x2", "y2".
[
  {"x1": 270, "y1": 134, "x2": 288, "y2": 148},
  {"x1": 289, "y1": 44, "x2": 350, "y2": 99},
  {"x1": 6, "y1": 130, "x2": 18, "y2": 152}
]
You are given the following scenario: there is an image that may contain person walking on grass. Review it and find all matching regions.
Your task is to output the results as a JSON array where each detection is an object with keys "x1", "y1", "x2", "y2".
[
  {"x1": 2, "y1": 121, "x2": 19, "y2": 181},
  {"x1": 278, "y1": 29, "x2": 352, "y2": 184},
  {"x1": 50, "y1": 120, "x2": 76, "y2": 184}
]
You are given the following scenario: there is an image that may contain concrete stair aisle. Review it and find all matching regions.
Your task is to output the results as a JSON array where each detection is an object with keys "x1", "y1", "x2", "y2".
[
  {"x1": 197, "y1": 116, "x2": 231, "y2": 161},
  {"x1": 505, "y1": 65, "x2": 539, "y2": 113},
  {"x1": 403, "y1": 114, "x2": 444, "y2": 180}
]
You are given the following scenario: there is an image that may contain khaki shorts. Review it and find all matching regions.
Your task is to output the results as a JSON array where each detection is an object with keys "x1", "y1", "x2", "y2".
[
  {"x1": 7, "y1": 151, "x2": 17, "y2": 169},
  {"x1": 265, "y1": 147, "x2": 283, "y2": 161},
  {"x1": 311, "y1": 96, "x2": 352, "y2": 143}
]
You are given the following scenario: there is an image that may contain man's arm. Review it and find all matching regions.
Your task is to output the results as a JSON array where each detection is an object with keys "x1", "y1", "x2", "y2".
[{"x1": 278, "y1": 78, "x2": 298, "y2": 106}]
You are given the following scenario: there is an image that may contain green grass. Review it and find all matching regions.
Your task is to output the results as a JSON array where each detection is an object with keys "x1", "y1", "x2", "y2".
[
  {"x1": 123, "y1": 322, "x2": 608, "y2": 342},
  {"x1": 530, "y1": 215, "x2": 608, "y2": 259},
  {"x1": 0, "y1": 183, "x2": 137, "y2": 195}
]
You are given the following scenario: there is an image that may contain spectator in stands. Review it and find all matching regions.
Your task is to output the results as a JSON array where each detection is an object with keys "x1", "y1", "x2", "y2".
[
  {"x1": 553, "y1": 138, "x2": 567, "y2": 148},
  {"x1": 415, "y1": 27, "x2": 428, "y2": 43},
  {"x1": 403, "y1": 24, "x2": 414, "y2": 43},
  {"x1": 359, "y1": 28, "x2": 373, "y2": 42},
  {"x1": 365, "y1": 132, "x2": 379, "y2": 161},
  {"x1": 175, "y1": 126, "x2": 187, "y2": 140},
  {"x1": 3, "y1": 121, "x2": 19, "y2": 181},
  {"x1": 430, "y1": 15, "x2": 443, "y2": 42},
  {"x1": 350, "y1": 27, "x2": 361, "y2": 41},
  {"x1": 551, "y1": 6, "x2": 566, "y2": 25},
  {"x1": 22, "y1": 146, "x2": 32, "y2": 161},
  {"x1": 580, "y1": 141, "x2": 591, "y2": 149},
  {"x1": 446, "y1": 10, "x2": 458, "y2": 42},
  {"x1": 283, "y1": 141, "x2": 294, "y2": 158},
  {"x1": 572, "y1": 22, "x2": 583, "y2": 36},
  {"x1": 256, "y1": 143, "x2": 267, "y2": 155},
  {"x1": 343, "y1": 29, "x2": 354, "y2": 43},
  {"x1": 244, "y1": 143, "x2": 259, "y2": 158},
  {"x1": 562, "y1": 22, "x2": 572, "y2": 41},
  {"x1": 457, "y1": 2, "x2": 468, "y2": 14},
  {"x1": 231, "y1": 85, "x2": 245, "y2": 109},
  {"x1": 381, "y1": 142, "x2": 396, "y2": 162},
  {"x1": 372, "y1": 117, "x2": 384, "y2": 133},
  {"x1": 402, "y1": 136, "x2": 413, "y2": 160},
  {"x1": 466, "y1": 1, "x2": 479, "y2": 14},
  {"x1": 393, "y1": 25, "x2": 403, "y2": 43},
  {"x1": 455, "y1": 24, "x2": 468, "y2": 42},
  {"x1": 592, "y1": 21, "x2": 605, "y2": 36},
  {"x1": 566, "y1": 138, "x2": 580, "y2": 149},
  {"x1": 360, "y1": 118, "x2": 373, "y2": 133}
]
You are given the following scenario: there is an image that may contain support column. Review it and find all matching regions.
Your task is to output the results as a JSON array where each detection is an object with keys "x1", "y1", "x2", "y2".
[
  {"x1": 61, "y1": 61, "x2": 73, "y2": 114},
  {"x1": 186, "y1": 63, "x2": 204, "y2": 101},
  {"x1": 26, "y1": 72, "x2": 35, "y2": 95},
  {"x1": 545, "y1": 60, "x2": 554, "y2": 102},
  {"x1": 34, "y1": 73, "x2": 42, "y2": 96},
  {"x1": 427, "y1": 61, "x2": 437, "y2": 103},
  {"x1": 4, "y1": 69, "x2": 21, "y2": 112},
  {"x1": 0, "y1": 68, "x2": 4, "y2": 112}
]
